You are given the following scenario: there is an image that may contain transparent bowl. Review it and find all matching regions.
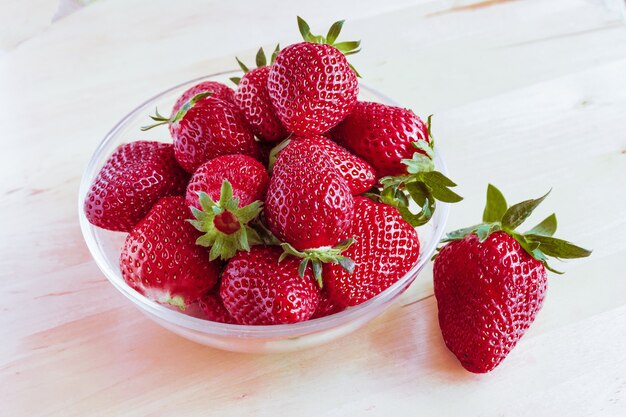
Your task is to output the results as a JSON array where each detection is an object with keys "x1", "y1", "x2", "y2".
[{"x1": 78, "y1": 71, "x2": 449, "y2": 353}]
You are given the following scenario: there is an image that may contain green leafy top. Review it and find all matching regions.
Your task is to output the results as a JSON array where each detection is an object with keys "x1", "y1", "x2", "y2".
[
  {"x1": 296, "y1": 16, "x2": 361, "y2": 77},
  {"x1": 230, "y1": 45, "x2": 280, "y2": 85},
  {"x1": 187, "y1": 180, "x2": 263, "y2": 261},
  {"x1": 438, "y1": 184, "x2": 592, "y2": 273},
  {"x1": 279, "y1": 239, "x2": 356, "y2": 287},
  {"x1": 141, "y1": 92, "x2": 211, "y2": 131},
  {"x1": 369, "y1": 115, "x2": 463, "y2": 227}
]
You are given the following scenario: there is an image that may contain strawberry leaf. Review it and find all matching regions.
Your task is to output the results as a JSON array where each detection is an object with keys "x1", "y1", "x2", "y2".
[
  {"x1": 326, "y1": 20, "x2": 345, "y2": 44},
  {"x1": 297, "y1": 16, "x2": 312, "y2": 41},
  {"x1": 334, "y1": 40, "x2": 361, "y2": 53},
  {"x1": 442, "y1": 224, "x2": 481, "y2": 242},
  {"x1": 235, "y1": 57, "x2": 250, "y2": 73},
  {"x1": 421, "y1": 172, "x2": 463, "y2": 203},
  {"x1": 525, "y1": 234, "x2": 592, "y2": 259},
  {"x1": 401, "y1": 153, "x2": 433, "y2": 174},
  {"x1": 270, "y1": 44, "x2": 280, "y2": 64},
  {"x1": 476, "y1": 223, "x2": 499, "y2": 242},
  {"x1": 255, "y1": 47, "x2": 267, "y2": 68},
  {"x1": 526, "y1": 213, "x2": 557, "y2": 237},
  {"x1": 501, "y1": 189, "x2": 550, "y2": 230},
  {"x1": 482, "y1": 184, "x2": 508, "y2": 223}
]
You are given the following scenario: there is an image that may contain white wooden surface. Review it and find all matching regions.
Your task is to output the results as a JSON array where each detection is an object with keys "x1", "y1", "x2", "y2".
[{"x1": 1, "y1": 0, "x2": 625, "y2": 416}]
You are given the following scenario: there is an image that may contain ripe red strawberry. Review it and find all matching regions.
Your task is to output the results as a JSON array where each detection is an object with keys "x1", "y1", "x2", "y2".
[
  {"x1": 433, "y1": 185, "x2": 591, "y2": 373},
  {"x1": 220, "y1": 246, "x2": 320, "y2": 325},
  {"x1": 270, "y1": 136, "x2": 375, "y2": 195},
  {"x1": 267, "y1": 17, "x2": 359, "y2": 135},
  {"x1": 231, "y1": 47, "x2": 288, "y2": 143},
  {"x1": 84, "y1": 141, "x2": 189, "y2": 232},
  {"x1": 143, "y1": 93, "x2": 261, "y2": 173},
  {"x1": 172, "y1": 81, "x2": 235, "y2": 114},
  {"x1": 332, "y1": 109, "x2": 462, "y2": 227},
  {"x1": 120, "y1": 196, "x2": 220, "y2": 310},
  {"x1": 265, "y1": 137, "x2": 355, "y2": 251},
  {"x1": 309, "y1": 135, "x2": 376, "y2": 195},
  {"x1": 199, "y1": 290, "x2": 237, "y2": 324},
  {"x1": 331, "y1": 101, "x2": 429, "y2": 177},
  {"x1": 311, "y1": 289, "x2": 344, "y2": 319},
  {"x1": 185, "y1": 155, "x2": 268, "y2": 261},
  {"x1": 324, "y1": 197, "x2": 420, "y2": 307},
  {"x1": 186, "y1": 154, "x2": 269, "y2": 210}
]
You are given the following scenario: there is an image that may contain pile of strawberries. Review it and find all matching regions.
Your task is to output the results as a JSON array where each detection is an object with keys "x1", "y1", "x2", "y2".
[
  {"x1": 85, "y1": 18, "x2": 457, "y2": 325},
  {"x1": 85, "y1": 18, "x2": 591, "y2": 373}
]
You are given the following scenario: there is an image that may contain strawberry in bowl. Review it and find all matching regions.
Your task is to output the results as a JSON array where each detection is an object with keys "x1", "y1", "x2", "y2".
[{"x1": 79, "y1": 17, "x2": 456, "y2": 352}]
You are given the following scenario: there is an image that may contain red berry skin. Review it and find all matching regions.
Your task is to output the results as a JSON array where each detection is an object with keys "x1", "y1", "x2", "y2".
[
  {"x1": 199, "y1": 290, "x2": 237, "y2": 324},
  {"x1": 185, "y1": 154, "x2": 269, "y2": 210},
  {"x1": 234, "y1": 66, "x2": 288, "y2": 143},
  {"x1": 172, "y1": 81, "x2": 235, "y2": 114},
  {"x1": 265, "y1": 137, "x2": 355, "y2": 250},
  {"x1": 330, "y1": 101, "x2": 429, "y2": 177},
  {"x1": 267, "y1": 42, "x2": 358, "y2": 136},
  {"x1": 220, "y1": 246, "x2": 320, "y2": 325},
  {"x1": 171, "y1": 97, "x2": 261, "y2": 173},
  {"x1": 84, "y1": 141, "x2": 189, "y2": 232},
  {"x1": 433, "y1": 232, "x2": 547, "y2": 373},
  {"x1": 120, "y1": 196, "x2": 220, "y2": 308},
  {"x1": 324, "y1": 197, "x2": 420, "y2": 307},
  {"x1": 311, "y1": 289, "x2": 345, "y2": 319},
  {"x1": 301, "y1": 135, "x2": 376, "y2": 195}
]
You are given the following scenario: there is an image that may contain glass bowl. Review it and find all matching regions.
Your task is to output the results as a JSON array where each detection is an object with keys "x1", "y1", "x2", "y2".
[{"x1": 78, "y1": 71, "x2": 450, "y2": 353}]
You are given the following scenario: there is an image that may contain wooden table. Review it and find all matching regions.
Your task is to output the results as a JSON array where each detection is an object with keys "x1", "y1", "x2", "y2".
[{"x1": 2, "y1": 0, "x2": 625, "y2": 415}]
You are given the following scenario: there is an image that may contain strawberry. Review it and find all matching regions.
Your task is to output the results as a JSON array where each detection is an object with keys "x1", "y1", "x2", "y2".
[
  {"x1": 324, "y1": 197, "x2": 420, "y2": 307},
  {"x1": 199, "y1": 290, "x2": 237, "y2": 324},
  {"x1": 220, "y1": 246, "x2": 320, "y2": 325},
  {"x1": 267, "y1": 17, "x2": 359, "y2": 135},
  {"x1": 185, "y1": 154, "x2": 269, "y2": 210},
  {"x1": 142, "y1": 93, "x2": 261, "y2": 173},
  {"x1": 185, "y1": 155, "x2": 268, "y2": 261},
  {"x1": 331, "y1": 101, "x2": 429, "y2": 177},
  {"x1": 231, "y1": 47, "x2": 288, "y2": 143},
  {"x1": 172, "y1": 81, "x2": 235, "y2": 114},
  {"x1": 433, "y1": 185, "x2": 591, "y2": 373},
  {"x1": 269, "y1": 135, "x2": 376, "y2": 195},
  {"x1": 265, "y1": 137, "x2": 357, "y2": 284},
  {"x1": 332, "y1": 109, "x2": 462, "y2": 227},
  {"x1": 310, "y1": 135, "x2": 376, "y2": 195},
  {"x1": 120, "y1": 196, "x2": 220, "y2": 310},
  {"x1": 84, "y1": 141, "x2": 189, "y2": 232},
  {"x1": 311, "y1": 288, "x2": 344, "y2": 319}
]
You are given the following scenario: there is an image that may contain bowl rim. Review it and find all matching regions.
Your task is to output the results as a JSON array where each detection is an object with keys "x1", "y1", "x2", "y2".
[{"x1": 78, "y1": 70, "x2": 450, "y2": 338}]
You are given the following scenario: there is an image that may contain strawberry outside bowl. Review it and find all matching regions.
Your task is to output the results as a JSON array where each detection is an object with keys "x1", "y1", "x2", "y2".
[{"x1": 78, "y1": 71, "x2": 450, "y2": 353}]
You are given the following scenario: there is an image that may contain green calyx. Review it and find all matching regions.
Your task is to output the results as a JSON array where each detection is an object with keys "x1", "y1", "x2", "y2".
[
  {"x1": 372, "y1": 115, "x2": 462, "y2": 227},
  {"x1": 438, "y1": 184, "x2": 592, "y2": 273},
  {"x1": 279, "y1": 239, "x2": 356, "y2": 287},
  {"x1": 141, "y1": 92, "x2": 211, "y2": 131},
  {"x1": 164, "y1": 295, "x2": 186, "y2": 311},
  {"x1": 296, "y1": 16, "x2": 361, "y2": 77},
  {"x1": 188, "y1": 180, "x2": 263, "y2": 261},
  {"x1": 230, "y1": 44, "x2": 281, "y2": 86}
]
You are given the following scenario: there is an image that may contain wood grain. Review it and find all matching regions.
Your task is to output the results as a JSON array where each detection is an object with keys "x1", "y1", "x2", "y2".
[{"x1": 1, "y1": 0, "x2": 625, "y2": 415}]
